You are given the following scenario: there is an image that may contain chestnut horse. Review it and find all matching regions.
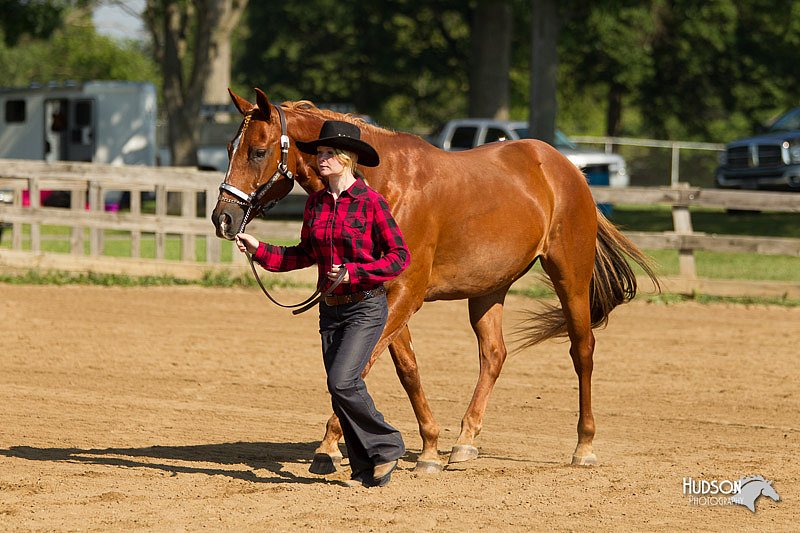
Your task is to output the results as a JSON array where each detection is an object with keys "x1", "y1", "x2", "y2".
[{"x1": 211, "y1": 88, "x2": 659, "y2": 473}]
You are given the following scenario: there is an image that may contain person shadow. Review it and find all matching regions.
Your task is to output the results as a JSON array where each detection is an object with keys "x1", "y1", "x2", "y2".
[{"x1": 0, "y1": 441, "x2": 345, "y2": 485}]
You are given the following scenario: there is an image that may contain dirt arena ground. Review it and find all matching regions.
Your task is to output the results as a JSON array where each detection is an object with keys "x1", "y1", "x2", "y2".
[{"x1": 0, "y1": 284, "x2": 797, "y2": 531}]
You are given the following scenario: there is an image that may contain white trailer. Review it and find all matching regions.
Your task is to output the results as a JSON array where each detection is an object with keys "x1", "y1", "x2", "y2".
[{"x1": 0, "y1": 80, "x2": 157, "y2": 165}]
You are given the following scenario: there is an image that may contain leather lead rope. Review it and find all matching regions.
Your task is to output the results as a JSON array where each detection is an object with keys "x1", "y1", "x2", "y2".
[
  {"x1": 222, "y1": 104, "x2": 348, "y2": 315},
  {"x1": 240, "y1": 203, "x2": 347, "y2": 315}
]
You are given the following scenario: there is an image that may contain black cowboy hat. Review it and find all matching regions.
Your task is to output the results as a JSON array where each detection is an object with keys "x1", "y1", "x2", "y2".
[{"x1": 296, "y1": 120, "x2": 380, "y2": 167}]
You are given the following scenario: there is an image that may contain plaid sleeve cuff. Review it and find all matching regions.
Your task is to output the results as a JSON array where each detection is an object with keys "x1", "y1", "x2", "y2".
[
  {"x1": 254, "y1": 241, "x2": 268, "y2": 262},
  {"x1": 345, "y1": 263, "x2": 357, "y2": 284}
]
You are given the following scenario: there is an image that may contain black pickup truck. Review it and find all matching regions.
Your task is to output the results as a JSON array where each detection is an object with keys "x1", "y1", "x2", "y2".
[{"x1": 715, "y1": 107, "x2": 800, "y2": 191}]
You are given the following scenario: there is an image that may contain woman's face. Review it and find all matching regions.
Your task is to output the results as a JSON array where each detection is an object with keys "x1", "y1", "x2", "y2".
[{"x1": 316, "y1": 146, "x2": 346, "y2": 178}]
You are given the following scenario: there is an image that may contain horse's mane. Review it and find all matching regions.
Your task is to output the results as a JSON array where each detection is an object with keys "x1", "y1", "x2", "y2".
[
  {"x1": 282, "y1": 100, "x2": 398, "y2": 138},
  {"x1": 738, "y1": 475, "x2": 767, "y2": 486}
]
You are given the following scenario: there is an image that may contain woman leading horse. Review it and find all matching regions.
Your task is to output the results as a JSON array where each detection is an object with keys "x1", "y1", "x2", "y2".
[
  {"x1": 235, "y1": 120, "x2": 408, "y2": 487},
  {"x1": 211, "y1": 88, "x2": 659, "y2": 475}
]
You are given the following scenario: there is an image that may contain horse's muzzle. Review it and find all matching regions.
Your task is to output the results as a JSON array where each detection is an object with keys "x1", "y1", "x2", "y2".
[{"x1": 211, "y1": 206, "x2": 241, "y2": 240}]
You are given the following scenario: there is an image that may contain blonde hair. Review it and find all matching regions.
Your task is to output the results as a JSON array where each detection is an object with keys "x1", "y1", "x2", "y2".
[{"x1": 333, "y1": 148, "x2": 358, "y2": 173}]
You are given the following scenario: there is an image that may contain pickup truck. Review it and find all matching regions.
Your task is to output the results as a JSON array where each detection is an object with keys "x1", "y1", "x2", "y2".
[
  {"x1": 715, "y1": 107, "x2": 800, "y2": 191},
  {"x1": 428, "y1": 119, "x2": 629, "y2": 188}
]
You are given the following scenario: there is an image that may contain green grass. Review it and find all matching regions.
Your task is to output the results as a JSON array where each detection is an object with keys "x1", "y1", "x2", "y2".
[
  {"x1": 1, "y1": 205, "x2": 798, "y2": 305},
  {"x1": 608, "y1": 204, "x2": 800, "y2": 238},
  {"x1": 0, "y1": 224, "x2": 298, "y2": 262},
  {"x1": 0, "y1": 269, "x2": 311, "y2": 290},
  {"x1": 636, "y1": 249, "x2": 800, "y2": 282},
  {"x1": 2, "y1": 268, "x2": 797, "y2": 307},
  {"x1": 605, "y1": 204, "x2": 800, "y2": 282}
]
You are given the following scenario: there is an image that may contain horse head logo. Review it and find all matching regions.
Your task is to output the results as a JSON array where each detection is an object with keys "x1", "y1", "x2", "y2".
[{"x1": 730, "y1": 475, "x2": 780, "y2": 513}]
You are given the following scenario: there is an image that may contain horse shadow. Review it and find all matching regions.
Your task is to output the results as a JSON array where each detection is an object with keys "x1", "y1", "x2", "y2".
[{"x1": 0, "y1": 441, "x2": 342, "y2": 485}]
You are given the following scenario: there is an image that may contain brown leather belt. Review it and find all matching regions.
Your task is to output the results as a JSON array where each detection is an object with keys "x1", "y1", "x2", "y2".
[{"x1": 323, "y1": 285, "x2": 386, "y2": 306}]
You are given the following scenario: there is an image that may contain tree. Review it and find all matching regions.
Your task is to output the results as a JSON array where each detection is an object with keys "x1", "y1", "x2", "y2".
[
  {"x1": 529, "y1": 0, "x2": 559, "y2": 145},
  {"x1": 144, "y1": 0, "x2": 247, "y2": 166},
  {"x1": 235, "y1": 0, "x2": 472, "y2": 131},
  {"x1": 558, "y1": 1, "x2": 658, "y2": 137},
  {"x1": 469, "y1": 0, "x2": 512, "y2": 119},
  {"x1": 0, "y1": 0, "x2": 70, "y2": 46},
  {"x1": 0, "y1": 5, "x2": 157, "y2": 87}
]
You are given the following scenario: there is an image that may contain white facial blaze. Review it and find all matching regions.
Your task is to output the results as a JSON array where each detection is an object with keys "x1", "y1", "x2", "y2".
[{"x1": 223, "y1": 131, "x2": 242, "y2": 182}]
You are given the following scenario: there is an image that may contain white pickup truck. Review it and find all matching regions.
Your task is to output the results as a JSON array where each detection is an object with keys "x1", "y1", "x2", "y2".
[{"x1": 428, "y1": 119, "x2": 628, "y2": 188}]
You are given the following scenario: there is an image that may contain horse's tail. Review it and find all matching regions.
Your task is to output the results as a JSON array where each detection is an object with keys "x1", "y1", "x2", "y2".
[
  {"x1": 517, "y1": 210, "x2": 661, "y2": 349},
  {"x1": 588, "y1": 213, "x2": 661, "y2": 327}
]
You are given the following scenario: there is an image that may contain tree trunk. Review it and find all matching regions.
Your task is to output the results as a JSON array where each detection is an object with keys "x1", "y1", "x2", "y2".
[
  {"x1": 145, "y1": 0, "x2": 248, "y2": 167},
  {"x1": 529, "y1": 0, "x2": 559, "y2": 146},
  {"x1": 606, "y1": 82, "x2": 623, "y2": 137},
  {"x1": 203, "y1": 0, "x2": 247, "y2": 108},
  {"x1": 468, "y1": 0, "x2": 512, "y2": 119}
]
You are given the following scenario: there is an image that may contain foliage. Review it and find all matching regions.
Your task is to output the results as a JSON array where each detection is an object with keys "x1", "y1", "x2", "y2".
[
  {"x1": 234, "y1": 0, "x2": 472, "y2": 131},
  {"x1": 232, "y1": 0, "x2": 800, "y2": 142},
  {"x1": 0, "y1": 8, "x2": 158, "y2": 87},
  {"x1": 143, "y1": 0, "x2": 248, "y2": 165},
  {"x1": 646, "y1": 291, "x2": 800, "y2": 308},
  {"x1": 561, "y1": 0, "x2": 800, "y2": 141},
  {"x1": 2, "y1": 1, "x2": 799, "y2": 145},
  {"x1": 0, "y1": 1, "x2": 158, "y2": 86},
  {"x1": 2, "y1": 269, "x2": 797, "y2": 307},
  {"x1": 0, "y1": 268, "x2": 310, "y2": 289},
  {"x1": 0, "y1": 0, "x2": 72, "y2": 46}
]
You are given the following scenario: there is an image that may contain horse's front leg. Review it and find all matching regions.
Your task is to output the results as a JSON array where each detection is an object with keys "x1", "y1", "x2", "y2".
[
  {"x1": 309, "y1": 414, "x2": 345, "y2": 474},
  {"x1": 388, "y1": 324, "x2": 441, "y2": 473}
]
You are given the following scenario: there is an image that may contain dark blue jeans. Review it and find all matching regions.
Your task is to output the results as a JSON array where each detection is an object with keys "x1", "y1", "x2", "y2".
[{"x1": 319, "y1": 294, "x2": 405, "y2": 479}]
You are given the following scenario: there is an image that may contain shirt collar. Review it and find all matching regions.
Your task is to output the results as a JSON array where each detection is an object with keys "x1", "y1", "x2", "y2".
[{"x1": 331, "y1": 176, "x2": 368, "y2": 199}]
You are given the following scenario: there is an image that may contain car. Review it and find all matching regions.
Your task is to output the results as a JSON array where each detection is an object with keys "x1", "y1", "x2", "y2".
[
  {"x1": 428, "y1": 119, "x2": 629, "y2": 188},
  {"x1": 715, "y1": 107, "x2": 800, "y2": 191}
]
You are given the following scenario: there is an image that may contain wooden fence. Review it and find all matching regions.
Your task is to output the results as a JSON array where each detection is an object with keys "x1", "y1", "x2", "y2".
[{"x1": 0, "y1": 158, "x2": 798, "y2": 297}]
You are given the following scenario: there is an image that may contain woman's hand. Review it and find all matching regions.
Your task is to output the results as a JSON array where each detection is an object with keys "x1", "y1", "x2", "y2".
[
  {"x1": 235, "y1": 233, "x2": 260, "y2": 254},
  {"x1": 327, "y1": 264, "x2": 350, "y2": 284}
]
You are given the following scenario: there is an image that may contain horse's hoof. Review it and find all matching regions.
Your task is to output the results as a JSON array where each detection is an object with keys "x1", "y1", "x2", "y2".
[
  {"x1": 571, "y1": 453, "x2": 598, "y2": 466},
  {"x1": 414, "y1": 460, "x2": 443, "y2": 474},
  {"x1": 448, "y1": 444, "x2": 479, "y2": 464},
  {"x1": 309, "y1": 452, "x2": 342, "y2": 475}
]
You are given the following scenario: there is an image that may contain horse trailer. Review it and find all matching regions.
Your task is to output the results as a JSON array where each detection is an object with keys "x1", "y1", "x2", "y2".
[{"x1": 0, "y1": 81, "x2": 157, "y2": 166}]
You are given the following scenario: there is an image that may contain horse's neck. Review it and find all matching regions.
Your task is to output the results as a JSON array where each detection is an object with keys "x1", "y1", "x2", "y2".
[
  {"x1": 287, "y1": 108, "x2": 421, "y2": 199},
  {"x1": 292, "y1": 153, "x2": 325, "y2": 195}
]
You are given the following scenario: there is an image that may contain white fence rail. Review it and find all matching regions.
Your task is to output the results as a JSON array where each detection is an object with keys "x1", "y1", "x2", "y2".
[
  {"x1": 572, "y1": 135, "x2": 725, "y2": 187},
  {"x1": 0, "y1": 159, "x2": 798, "y2": 298}
]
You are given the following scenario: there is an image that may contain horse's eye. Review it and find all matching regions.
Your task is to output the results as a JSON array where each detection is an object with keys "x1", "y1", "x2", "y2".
[{"x1": 252, "y1": 148, "x2": 267, "y2": 159}]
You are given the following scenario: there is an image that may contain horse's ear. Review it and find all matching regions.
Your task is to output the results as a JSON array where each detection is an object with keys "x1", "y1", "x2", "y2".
[
  {"x1": 228, "y1": 88, "x2": 255, "y2": 115},
  {"x1": 254, "y1": 88, "x2": 273, "y2": 121}
]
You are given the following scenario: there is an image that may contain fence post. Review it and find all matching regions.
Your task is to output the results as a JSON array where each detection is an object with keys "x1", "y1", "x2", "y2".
[
  {"x1": 155, "y1": 184, "x2": 167, "y2": 260},
  {"x1": 12, "y1": 184, "x2": 22, "y2": 250},
  {"x1": 89, "y1": 181, "x2": 102, "y2": 256},
  {"x1": 130, "y1": 188, "x2": 141, "y2": 257},
  {"x1": 672, "y1": 183, "x2": 696, "y2": 279},
  {"x1": 181, "y1": 189, "x2": 196, "y2": 261},
  {"x1": 29, "y1": 177, "x2": 40, "y2": 254},
  {"x1": 670, "y1": 144, "x2": 681, "y2": 186},
  {"x1": 70, "y1": 187, "x2": 84, "y2": 255}
]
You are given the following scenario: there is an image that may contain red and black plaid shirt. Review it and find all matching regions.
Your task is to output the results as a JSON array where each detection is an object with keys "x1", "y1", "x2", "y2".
[{"x1": 253, "y1": 177, "x2": 410, "y2": 295}]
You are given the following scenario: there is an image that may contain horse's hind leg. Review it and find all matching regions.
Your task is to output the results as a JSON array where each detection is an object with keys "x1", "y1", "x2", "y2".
[
  {"x1": 449, "y1": 288, "x2": 509, "y2": 464},
  {"x1": 541, "y1": 250, "x2": 597, "y2": 465}
]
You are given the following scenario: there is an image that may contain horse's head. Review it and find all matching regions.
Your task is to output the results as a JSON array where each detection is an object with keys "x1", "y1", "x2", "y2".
[
  {"x1": 211, "y1": 88, "x2": 305, "y2": 240},
  {"x1": 761, "y1": 480, "x2": 781, "y2": 502}
]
